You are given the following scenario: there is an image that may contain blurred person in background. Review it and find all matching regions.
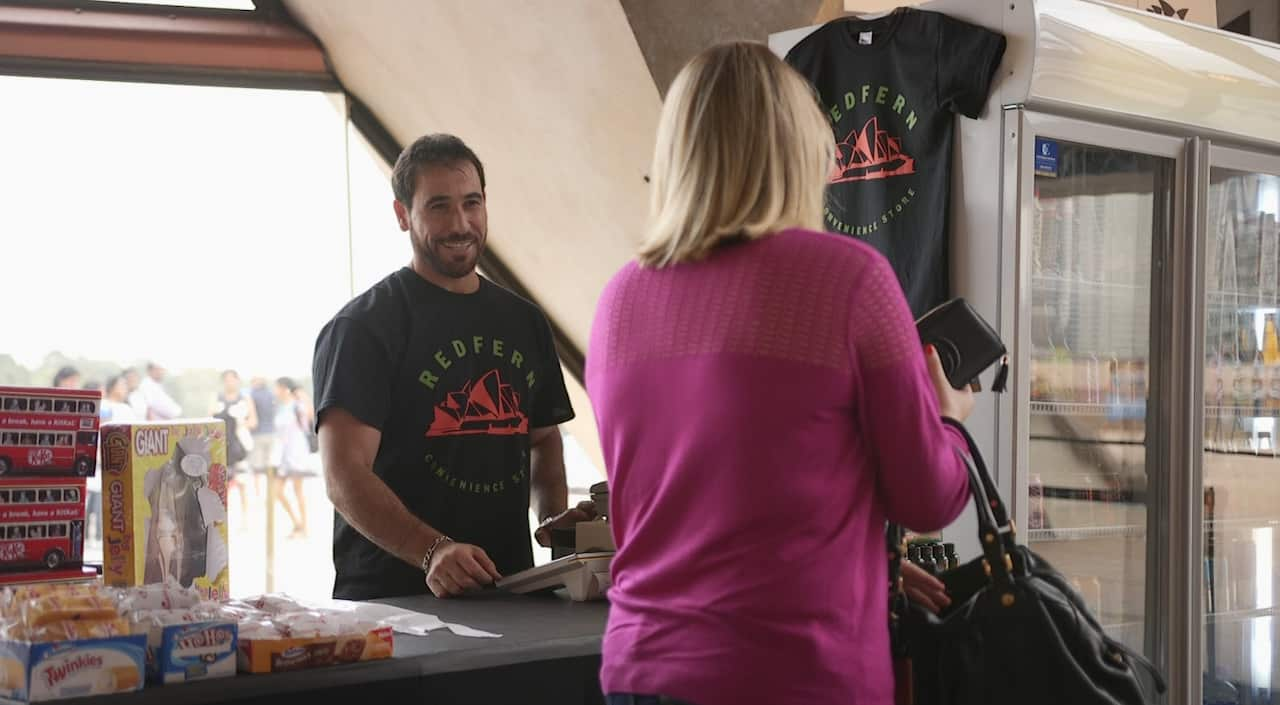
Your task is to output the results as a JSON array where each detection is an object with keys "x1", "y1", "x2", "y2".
[
  {"x1": 212, "y1": 370, "x2": 258, "y2": 531},
  {"x1": 52, "y1": 366, "x2": 80, "y2": 389},
  {"x1": 271, "y1": 377, "x2": 311, "y2": 540},
  {"x1": 138, "y1": 362, "x2": 181, "y2": 420},
  {"x1": 586, "y1": 42, "x2": 974, "y2": 705},
  {"x1": 123, "y1": 367, "x2": 146, "y2": 418},
  {"x1": 101, "y1": 375, "x2": 136, "y2": 423},
  {"x1": 248, "y1": 377, "x2": 275, "y2": 501}
]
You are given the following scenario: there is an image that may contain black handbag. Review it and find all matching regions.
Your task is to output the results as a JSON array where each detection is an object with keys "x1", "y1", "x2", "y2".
[
  {"x1": 915, "y1": 298, "x2": 1008, "y2": 392},
  {"x1": 887, "y1": 420, "x2": 1166, "y2": 705}
]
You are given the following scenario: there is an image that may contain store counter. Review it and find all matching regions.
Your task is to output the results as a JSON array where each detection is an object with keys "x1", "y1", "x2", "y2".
[{"x1": 64, "y1": 591, "x2": 609, "y2": 705}]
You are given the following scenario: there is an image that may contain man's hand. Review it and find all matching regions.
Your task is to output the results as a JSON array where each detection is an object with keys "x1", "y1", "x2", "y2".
[
  {"x1": 902, "y1": 560, "x2": 950, "y2": 614},
  {"x1": 425, "y1": 542, "x2": 502, "y2": 598},
  {"x1": 533, "y1": 500, "x2": 598, "y2": 547}
]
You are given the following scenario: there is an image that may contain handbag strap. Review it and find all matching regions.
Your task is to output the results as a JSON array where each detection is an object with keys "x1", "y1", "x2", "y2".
[{"x1": 886, "y1": 418, "x2": 1018, "y2": 586}]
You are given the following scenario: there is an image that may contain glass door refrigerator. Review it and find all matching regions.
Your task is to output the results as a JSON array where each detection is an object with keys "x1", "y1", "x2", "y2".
[{"x1": 1002, "y1": 5, "x2": 1280, "y2": 704}]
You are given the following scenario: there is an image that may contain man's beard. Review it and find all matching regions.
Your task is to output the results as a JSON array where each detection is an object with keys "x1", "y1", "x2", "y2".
[{"x1": 414, "y1": 231, "x2": 484, "y2": 279}]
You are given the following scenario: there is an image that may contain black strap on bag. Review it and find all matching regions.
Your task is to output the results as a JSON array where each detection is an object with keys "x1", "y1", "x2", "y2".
[{"x1": 886, "y1": 419, "x2": 1166, "y2": 705}]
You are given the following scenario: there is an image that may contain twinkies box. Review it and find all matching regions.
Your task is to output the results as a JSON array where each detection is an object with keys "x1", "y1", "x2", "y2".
[
  {"x1": 147, "y1": 620, "x2": 236, "y2": 684},
  {"x1": 0, "y1": 635, "x2": 146, "y2": 703},
  {"x1": 100, "y1": 420, "x2": 230, "y2": 600},
  {"x1": 237, "y1": 627, "x2": 392, "y2": 674}
]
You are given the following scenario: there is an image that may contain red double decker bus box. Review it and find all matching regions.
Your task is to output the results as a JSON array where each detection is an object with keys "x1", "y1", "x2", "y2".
[
  {"x1": 0, "y1": 387, "x2": 101, "y2": 478},
  {"x1": 0, "y1": 477, "x2": 86, "y2": 573}
]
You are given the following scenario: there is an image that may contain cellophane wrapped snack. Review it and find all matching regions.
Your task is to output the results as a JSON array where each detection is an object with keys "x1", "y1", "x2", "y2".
[
  {"x1": 0, "y1": 582, "x2": 146, "y2": 702},
  {"x1": 113, "y1": 583, "x2": 236, "y2": 685},
  {"x1": 227, "y1": 594, "x2": 392, "y2": 673}
]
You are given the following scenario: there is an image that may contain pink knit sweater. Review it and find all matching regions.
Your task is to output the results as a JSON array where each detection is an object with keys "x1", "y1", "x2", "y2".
[{"x1": 586, "y1": 228, "x2": 971, "y2": 705}]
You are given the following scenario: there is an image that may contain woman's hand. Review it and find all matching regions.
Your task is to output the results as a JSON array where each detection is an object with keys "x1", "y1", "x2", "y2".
[
  {"x1": 902, "y1": 559, "x2": 950, "y2": 614},
  {"x1": 924, "y1": 345, "x2": 975, "y2": 422}
]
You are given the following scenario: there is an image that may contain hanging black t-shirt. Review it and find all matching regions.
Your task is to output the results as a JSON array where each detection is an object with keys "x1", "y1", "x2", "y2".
[
  {"x1": 786, "y1": 9, "x2": 1006, "y2": 317},
  {"x1": 312, "y1": 268, "x2": 575, "y2": 600}
]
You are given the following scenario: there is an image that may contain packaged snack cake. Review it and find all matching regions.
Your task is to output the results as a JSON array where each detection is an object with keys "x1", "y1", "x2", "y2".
[
  {"x1": 121, "y1": 584, "x2": 236, "y2": 684},
  {"x1": 100, "y1": 420, "x2": 230, "y2": 600},
  {"x1": 222, "y1": 594, "x2": 392, "y2": 673},
  {"x1": 0, "y1": 583, "x2": 146, "y2": 702}
]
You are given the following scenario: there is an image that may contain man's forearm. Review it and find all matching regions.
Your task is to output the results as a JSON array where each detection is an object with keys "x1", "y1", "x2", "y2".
[
  {"x1": 529, "y1": 429, "x2": 568, "y2": 522},
  {"x1": 328, "y1": 463, "x2": 442, "y2": 568}
]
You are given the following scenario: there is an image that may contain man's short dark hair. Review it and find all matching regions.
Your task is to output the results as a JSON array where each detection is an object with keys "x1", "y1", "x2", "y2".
[{"x1": 392, "y1": 134, "x2": 486, "y2": 206}]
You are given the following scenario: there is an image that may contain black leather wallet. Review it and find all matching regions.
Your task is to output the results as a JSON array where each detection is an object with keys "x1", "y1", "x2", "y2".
[{"x1": 915, "y1": 298, "x2": 1007, "y2": 391}]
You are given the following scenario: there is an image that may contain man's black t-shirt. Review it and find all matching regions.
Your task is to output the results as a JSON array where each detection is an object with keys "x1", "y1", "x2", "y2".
[
  {"x1": 313, "y1": 268, "x2": 575, "y2": 600},
  {"x1": 786, "y1": 9, "x2": 1005, "y2": 317}
]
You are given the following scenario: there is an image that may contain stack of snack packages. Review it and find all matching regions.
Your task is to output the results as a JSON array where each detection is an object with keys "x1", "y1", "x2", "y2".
[
  {"x1": 220, "y1": 594, "x2": 393, "y2": 673},
  {"x1": 0, "y1": 583, "x2": 147, "y2": 702},
  {"x1": 97, "y1": 419, "x2": 393, "y2": 677},
  {"x1": 0, "y1": 581, "x2": 246, "y2": 702}
]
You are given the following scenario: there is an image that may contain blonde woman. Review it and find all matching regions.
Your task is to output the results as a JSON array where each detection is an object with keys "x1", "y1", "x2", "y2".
[{"x1": 586, "y1": 42, "x2": 975, "y2": 705}]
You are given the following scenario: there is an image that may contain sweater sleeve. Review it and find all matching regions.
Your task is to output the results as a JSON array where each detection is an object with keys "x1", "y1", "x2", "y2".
[{"x1": 848, "y1": 254, "x2": 971, "y2": 532}]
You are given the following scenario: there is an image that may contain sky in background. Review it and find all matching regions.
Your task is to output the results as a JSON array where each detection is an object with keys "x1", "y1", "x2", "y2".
[{"x1": 0, "y1": 75, "x2": 406, "y2": 378}]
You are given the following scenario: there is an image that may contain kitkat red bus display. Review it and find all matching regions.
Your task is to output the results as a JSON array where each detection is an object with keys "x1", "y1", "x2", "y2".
[
  {"x1": 0, "y1": 478, "x2": 85, "y2": 570},
  {"x1": 0, "y1": 386, "x2": 100, "y2": 477}
]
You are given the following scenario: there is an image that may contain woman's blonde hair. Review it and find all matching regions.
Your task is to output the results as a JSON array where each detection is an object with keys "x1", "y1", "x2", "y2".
[{"x1": 637, "y1": 41, "x2": 834, "y2": 268}]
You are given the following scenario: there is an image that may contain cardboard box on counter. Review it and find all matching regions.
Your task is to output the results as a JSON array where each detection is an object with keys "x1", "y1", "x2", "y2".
[
  {"x1": 237, "y1": 626, "x2": 392, "y2": 674},
  {"x1": 0, "y1": 634, "x2": 146, "y2": 703},
  {"x1": 145, "y1": 620, "x2": 236, "y2": 685},
  {"x1": 100, "y1": 420, "x2": 229, "y2": 600}
]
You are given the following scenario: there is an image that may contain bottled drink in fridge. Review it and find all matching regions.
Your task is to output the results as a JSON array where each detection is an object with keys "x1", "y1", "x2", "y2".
[
  {"x1": 1264, "y1": 315, "x2": 1280, "y2": 365},
  {"x1": 1029, "y1": 473, "x2": 1045, "y2": 530},
  {"x1": 931, "y1": 544, "x2": 947, "y2": 573},
  {"x1": 916, "y1": 543, "x2": 937, "y2": 575},
  {"x1": 943, "y1": 543, "x2": 958, "y2": 571},
  {"x1": 1085, "y1": 575, "x2": 1103, "y2": 619}
]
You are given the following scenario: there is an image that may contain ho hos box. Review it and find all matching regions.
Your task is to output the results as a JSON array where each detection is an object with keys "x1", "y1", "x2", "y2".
[{"x1": 147, "y1": 620, "x2": 237, "y2": 685}]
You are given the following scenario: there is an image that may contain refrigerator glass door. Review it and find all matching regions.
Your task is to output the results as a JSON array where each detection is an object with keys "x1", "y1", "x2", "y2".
[
  {"x1": 1026, "y1": 137, "x2": 1174, "y2": 656},
  {"x1": 1202, "y1": 159, "x2": 1280, "y2": 705}
]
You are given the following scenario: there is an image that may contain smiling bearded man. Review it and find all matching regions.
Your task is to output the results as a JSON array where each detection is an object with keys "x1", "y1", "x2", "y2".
[{"x1": 311, "y1": 133, "x2": 592, "y2": 601}]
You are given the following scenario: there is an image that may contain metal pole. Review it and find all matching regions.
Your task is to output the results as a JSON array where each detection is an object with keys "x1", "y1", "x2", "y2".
[{"x1": 266, "y1": 465, "x2": 276, "y2": 593}]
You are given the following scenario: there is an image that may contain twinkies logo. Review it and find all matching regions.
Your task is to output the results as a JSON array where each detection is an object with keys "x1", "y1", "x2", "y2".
[{"x1": 42, "y1": 653, "x2": 103, "y2": 689}]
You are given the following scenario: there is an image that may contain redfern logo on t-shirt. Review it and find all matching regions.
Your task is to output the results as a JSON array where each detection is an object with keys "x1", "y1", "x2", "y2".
[
  {"x1": 819, "y1": 83, "x2": 922, "y2": 237},
  {"x1": 830, "y1": 116, "x2": 916, "y2": 184},
  {"x1": 425, "y1": 369, "x2": 529, "y2": 438}
]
